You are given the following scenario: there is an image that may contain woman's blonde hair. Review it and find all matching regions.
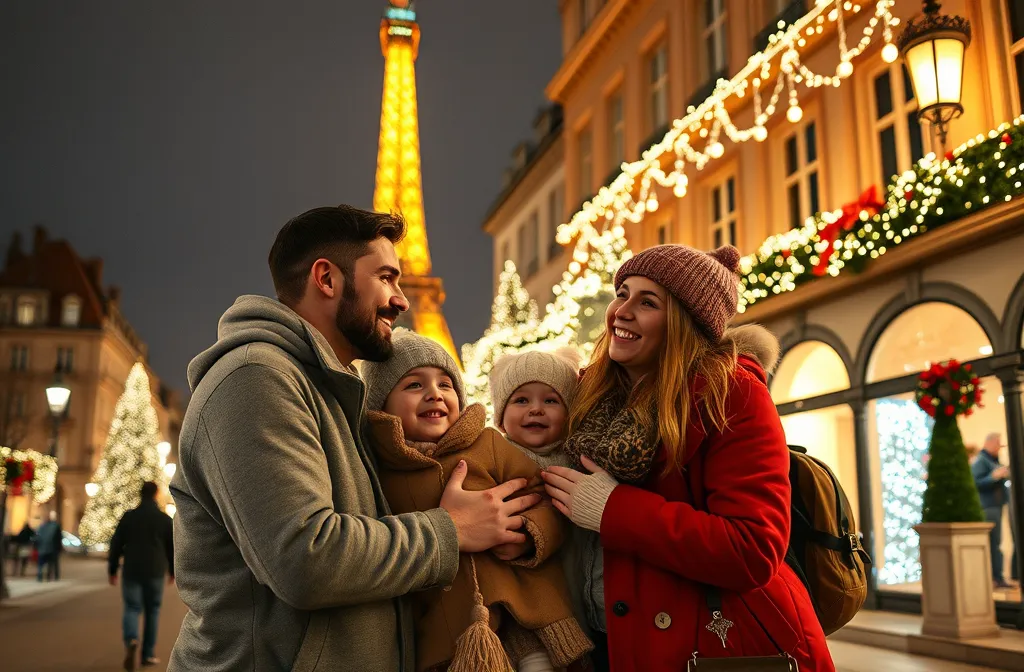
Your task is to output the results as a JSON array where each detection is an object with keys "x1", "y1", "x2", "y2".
[{"x1": 569, "y1": 294, "x2": 737, "y2": 476}]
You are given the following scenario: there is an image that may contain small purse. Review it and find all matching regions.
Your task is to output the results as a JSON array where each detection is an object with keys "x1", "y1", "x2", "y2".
[{"x1": 685, "y1": 588, "x2": 799, "y2": 672}]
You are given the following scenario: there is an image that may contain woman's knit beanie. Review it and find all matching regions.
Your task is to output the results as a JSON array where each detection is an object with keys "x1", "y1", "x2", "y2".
[
  {"x1": 613, "y1": 244, "x2": 741, "y2": 340},
  {"x1": 361, "y1": 328, "x2": 466, "y2": 412},
  {"x1": 488, "y1": 347, "x2": 582, "y2": 426}
]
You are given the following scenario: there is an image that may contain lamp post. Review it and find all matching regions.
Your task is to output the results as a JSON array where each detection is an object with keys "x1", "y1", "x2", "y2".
[
  {"x1": 897, "y1": 0, "x2": 971, "y2": 148},
  {"x1": 45, "y1": 366, "x2": 70, "y2": 523}
]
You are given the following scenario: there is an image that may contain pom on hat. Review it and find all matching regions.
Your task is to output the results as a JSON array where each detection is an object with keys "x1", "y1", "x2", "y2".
[{"x1": 708, "y1": 246, "x2": 741, "y2": 273}]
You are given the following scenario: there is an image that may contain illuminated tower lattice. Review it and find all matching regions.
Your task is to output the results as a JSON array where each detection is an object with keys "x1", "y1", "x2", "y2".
[{"x1": 372, "y1": 0, "x2": 460, "y2": 365}]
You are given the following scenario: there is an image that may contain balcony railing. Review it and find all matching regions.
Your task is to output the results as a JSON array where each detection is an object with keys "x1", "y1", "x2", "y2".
[
  {"x1": 686, "y1": 69, "x2": 728, "y2": 112},
  {"x1": 638, "y1": 123, "x2": 671, "y2": 157},
  {"x1": 753, "y1": 0, "x2": 807, "y2": 54}
]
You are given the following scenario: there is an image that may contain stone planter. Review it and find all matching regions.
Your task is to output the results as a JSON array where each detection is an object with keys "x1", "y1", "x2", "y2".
[{"x1": 915, "y1": 522, "x2": 1000, "y2": 639}]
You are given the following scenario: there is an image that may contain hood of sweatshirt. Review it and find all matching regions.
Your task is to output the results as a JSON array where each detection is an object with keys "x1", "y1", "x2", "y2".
[{"x1": 187, "y1": 294, "x2": 358, "y2": 392}]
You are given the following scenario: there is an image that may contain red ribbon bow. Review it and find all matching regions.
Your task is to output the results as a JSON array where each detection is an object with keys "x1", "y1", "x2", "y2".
[{"x1": 813, "y1": 185, "x2": 885, "y2": 276}]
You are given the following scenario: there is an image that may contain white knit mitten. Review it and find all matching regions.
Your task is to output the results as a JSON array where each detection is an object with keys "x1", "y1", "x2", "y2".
[{"x1": 517, "y1": 651, "x2": 555, "y2": 672}]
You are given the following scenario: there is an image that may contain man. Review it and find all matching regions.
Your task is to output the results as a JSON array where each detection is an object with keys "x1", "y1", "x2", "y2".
[
  {"x1": 168, "y1": 206, "x2": 539, "y2": 671},
  {"x1": 109, "y1": 481, "x2": 175, "y2": 670},
  {"x1": 10, "y1": 521, "x2": 35, "y2": 576},
  {"x1": 34, "y1": 511, "x2": 62, "y2": 582},
  {"x1": 972, "y1": 432, "x2": 1015, "y2": 588}
]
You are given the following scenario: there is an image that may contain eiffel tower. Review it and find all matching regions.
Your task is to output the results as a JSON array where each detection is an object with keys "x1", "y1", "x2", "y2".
[{"x1": 372, "y1": 0, "x2": 460, "y2": 366}]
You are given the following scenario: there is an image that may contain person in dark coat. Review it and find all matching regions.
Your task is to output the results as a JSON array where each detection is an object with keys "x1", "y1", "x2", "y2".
[
  {"x1": 542, "y1": 244, "x2": 835, "y2": 671},
  {"x1": 10, "y1": 522, "x2": 36, "y2": 576},
  {"x1": 972, "y1": 432, "x2": 1017, "y2": 587},
  {"x1": 109, "y1": 481, "x2": 174, "y2": 671},
  {"x1": 34, "y1": 511, "x2": 63, "y2": 582}
]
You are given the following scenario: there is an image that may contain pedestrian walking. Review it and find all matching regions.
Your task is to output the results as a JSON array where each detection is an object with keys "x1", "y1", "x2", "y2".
[
  {"x1": 109, "y1": 481, "x2": 174, "y2": 671},
  {"x1": 9, "y1": 522, "x2": 36, "y2": 576},
  {"x1": 34, "y1": 511, "x2": 62, "y2": 582}
]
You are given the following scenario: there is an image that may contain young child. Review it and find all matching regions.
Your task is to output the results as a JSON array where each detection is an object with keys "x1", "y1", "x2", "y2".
[
  {"x1": 488, "y1": 347, "x2": 582, "y2": 469},
  {"x1": 488, "y1": 348, "x2": 593, "y2": 644},
  {"x1": 361, "y1": 329, "x2": 591, "y2": 672}
]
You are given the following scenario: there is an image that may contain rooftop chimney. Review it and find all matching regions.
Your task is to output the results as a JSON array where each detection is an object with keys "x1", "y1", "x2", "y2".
[
  {"x1": 5, "y1": 231, "x2": 24, "y2": 269},
  {"x1": 84, "y1": 258, "x2": 104, "y2": 293},
  {"x1": 32, "y1": 224, "x2": 48, "y2": 255}
]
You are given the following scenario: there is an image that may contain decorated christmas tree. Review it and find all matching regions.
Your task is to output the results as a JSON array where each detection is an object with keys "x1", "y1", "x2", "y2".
[
  {"x1": 916, "y1": 360, "x2": 985, "y2": 524},
  {"x1": 79, "y1": 362, "x2": 166, "y2": 546}
]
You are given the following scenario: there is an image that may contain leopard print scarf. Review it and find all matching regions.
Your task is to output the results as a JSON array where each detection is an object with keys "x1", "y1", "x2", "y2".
[{"x1": 563, "y1": 388, "x2": 659, "y2": 485}]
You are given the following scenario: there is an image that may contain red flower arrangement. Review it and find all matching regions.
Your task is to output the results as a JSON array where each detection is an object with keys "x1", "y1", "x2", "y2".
[
  {"x1": 915, "y1": 359, "x2": 983, "y2": 419},
  {"x1": 3, "y1": 457, "x2": 36, "y2": 496}
]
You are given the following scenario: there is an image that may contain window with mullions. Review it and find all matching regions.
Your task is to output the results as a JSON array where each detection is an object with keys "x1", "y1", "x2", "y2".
[
  {"x1": 784, "y1": 119, "x2": 821, "y2": 229},
  {"x1": 873, "y1": 64, "x2": 925, "y2": 184},
  {"x1": 703, "y1": 0, "x2": 728, "y2": 81},
  {"x1": 710, "y1": 176, "x2": 737, "y2": 248},
  {"x1": 648, "y1": 46, "x2": 669, "y2": 133},
  {"x1": 1008, "y1": 0, "x2": 1024, "y2": 114}
]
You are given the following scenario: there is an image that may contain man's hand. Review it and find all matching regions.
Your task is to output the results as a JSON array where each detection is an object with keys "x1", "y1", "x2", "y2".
[
  {"x1": 440, "y1": 460, "x2": 541, "y2": 553},
  {"x1": 109, "y1": 575, "x2": 118, "y2": 587},
  {"x1": 993, "y1": 465, "x2": 1011, "y2": 480},
  {"x1": 492, "y1": 535, "x2": 534, "y2": 562}
]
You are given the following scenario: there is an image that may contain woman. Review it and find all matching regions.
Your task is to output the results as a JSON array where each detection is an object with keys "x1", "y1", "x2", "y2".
[{"x1": 541, "y1": 244, "x2": 834, "y2": 671}]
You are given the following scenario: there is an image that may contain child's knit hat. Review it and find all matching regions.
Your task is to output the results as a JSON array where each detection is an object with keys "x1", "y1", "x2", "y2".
[
  {"x1": 361, "y1": 328, "x2": 465, "y2": 412},
  {"x1": 489, "y1": 347, "x2": 582, "y2": 427}
]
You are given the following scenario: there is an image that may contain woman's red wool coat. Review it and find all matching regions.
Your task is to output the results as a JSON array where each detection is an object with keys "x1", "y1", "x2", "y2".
[{"x1": 597, "y1": 355, "x2": 835, "y2": 672}]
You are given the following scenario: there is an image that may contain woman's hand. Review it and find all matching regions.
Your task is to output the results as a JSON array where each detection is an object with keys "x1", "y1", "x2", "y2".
[{"x1": 541, "y1": 456, "x2": 619, "y2": 532}]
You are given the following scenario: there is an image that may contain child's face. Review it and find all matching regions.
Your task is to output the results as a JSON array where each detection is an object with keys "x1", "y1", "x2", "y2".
[
  {"x1": 500, "y1": 382, "x2": 567, "y2": 449},
  {"x1": 383, "y1": 366, "x2": 461, "y2": 443}
]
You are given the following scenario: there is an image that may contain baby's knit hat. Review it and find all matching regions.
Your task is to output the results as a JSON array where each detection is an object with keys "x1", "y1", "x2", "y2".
[
  {"x1": 489, "y1": 347, "x2": 582, "y2": 427},
  {"x1": 361, "y1": 328, "x2": 465, "y2": 412},
  {"x1": 613, "y1": 244, "x2": 741, "y2": 341}
]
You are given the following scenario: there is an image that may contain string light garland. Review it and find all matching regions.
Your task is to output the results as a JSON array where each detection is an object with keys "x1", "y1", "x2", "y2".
[
  {"x1": 739, "y1": 116, "x2": 1024, "y2": 312},
  {"x1": 0, "y1": 447, "x2": 58, "y2": 502},
  {"x1": 557, "y1": 0, "x2": 900, "y2": 269},
  {"x1": 78, "y1": 362, "x2": 168, "y2": 546}
]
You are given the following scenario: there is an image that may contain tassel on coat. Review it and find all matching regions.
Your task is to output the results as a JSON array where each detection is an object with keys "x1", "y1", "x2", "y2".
[{"x1": 448, "y1": 557, "x2": 514, "y2": 672}]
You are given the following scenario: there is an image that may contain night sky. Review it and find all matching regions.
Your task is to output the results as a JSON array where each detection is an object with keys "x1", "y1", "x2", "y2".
[{"x1": 0, "y1": 1, "x2": 561, "y2": 393}]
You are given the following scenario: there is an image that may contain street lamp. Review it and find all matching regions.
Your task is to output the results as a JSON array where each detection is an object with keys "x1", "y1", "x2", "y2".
[
  {"x1": 85, "y1": 482, "x2": 99, "y2": 498},
  {"x1": 163, "y1": 463, "x2": 177, "y2": 479},
  {"x1": 45, "y1": 366, "x2": 71, "y2": 459},
  {"x1": 156, "y1": 441, "x2": 171, "y2": 464},
  {"x1": 897, "y1": 0, "x2": 971, "y2": 147}
]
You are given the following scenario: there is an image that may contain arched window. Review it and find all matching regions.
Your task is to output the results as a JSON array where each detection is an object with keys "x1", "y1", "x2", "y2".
[
  {"x1": 771, "y1": 341, "x2": 851, "y2": 404},
  {"x1": 773, "y1": 341, "x2": 858, "y2": 521},
  {"x1": 866, "y1": 302, "x2": 991, "y2": 383},
  {"x1": 61, "y1": 295, "x2": 82, "y2": 327}
]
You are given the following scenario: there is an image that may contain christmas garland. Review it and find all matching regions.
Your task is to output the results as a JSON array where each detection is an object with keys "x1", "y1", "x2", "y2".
[
  {"x1": 0, "y1": 447, "x2": 59, "y2": 502},
  {"x1": 739, "y1": 117, "x2": 1024, "y2": 312},
  {"x1": 915, "y1": 359, "x2": 982, "y2": 419}
]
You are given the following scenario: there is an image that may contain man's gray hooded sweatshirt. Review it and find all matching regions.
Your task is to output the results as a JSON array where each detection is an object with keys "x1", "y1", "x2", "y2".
[{"x1": 167, "y1": 295, "x2": 460, "y2": 672}]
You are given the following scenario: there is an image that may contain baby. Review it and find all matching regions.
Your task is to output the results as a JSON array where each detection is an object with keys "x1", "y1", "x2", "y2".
[
  {"x1": 488, "y1": 348, "x2": 592, "y2": 642},
  {"x1": 488, "y1": 347, "x2": 582, "y2": 469},
  {"x1": 361, "y1": 329, "x2": 591, "y2": 672}
]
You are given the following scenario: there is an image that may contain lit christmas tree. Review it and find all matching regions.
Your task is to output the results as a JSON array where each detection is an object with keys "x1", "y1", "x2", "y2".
[
  {"x1": 875, "y1": 398, "x2": 932, "y2": 586},
  {"x1": 78, "y1": 362, "x2": 166, "y2": 546},
  {"x1": 492, "y1": 260, "x2": 538, "y2": 328}
]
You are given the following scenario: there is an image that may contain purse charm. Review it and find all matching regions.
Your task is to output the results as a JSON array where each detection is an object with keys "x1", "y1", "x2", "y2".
[{"x1": 705, "y1": 610, "x2": 734, "y2": 648}]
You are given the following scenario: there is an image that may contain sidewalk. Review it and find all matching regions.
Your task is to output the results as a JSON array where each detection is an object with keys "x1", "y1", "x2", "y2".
[
  {"x1": 0, "y1": 555, "x2": 184, "y2": 672},
  {"x1": 0, "y1": 557, "x2": 1012, "y2": 671}
]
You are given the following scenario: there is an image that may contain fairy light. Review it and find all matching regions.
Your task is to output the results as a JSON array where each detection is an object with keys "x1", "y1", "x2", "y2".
[{"x1": 557, "y1": 0, "x2": 899, "y2": 279}]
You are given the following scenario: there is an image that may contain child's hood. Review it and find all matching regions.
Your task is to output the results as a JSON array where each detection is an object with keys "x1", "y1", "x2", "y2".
[{"x1": 366, "y1": 403, "x2": 488, "y2": 471}]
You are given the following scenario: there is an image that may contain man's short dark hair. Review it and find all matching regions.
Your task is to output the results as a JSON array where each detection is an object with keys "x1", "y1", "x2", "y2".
[
  {"x1": 268, "y1": 205, "x2": 406, "y2": 306},
  {"x1": 140, "y1": 481, "x2": 158, "y2": 500}
]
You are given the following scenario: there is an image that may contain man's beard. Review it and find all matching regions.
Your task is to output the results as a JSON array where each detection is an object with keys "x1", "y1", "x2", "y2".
[{"x1": 335, "y1": 284, "x2": 400, "y2": 362}]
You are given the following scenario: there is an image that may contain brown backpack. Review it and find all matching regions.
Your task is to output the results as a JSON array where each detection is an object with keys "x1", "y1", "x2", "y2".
[{"x1": 785, "y1": 445, "x2": 871, "y2": 635}]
